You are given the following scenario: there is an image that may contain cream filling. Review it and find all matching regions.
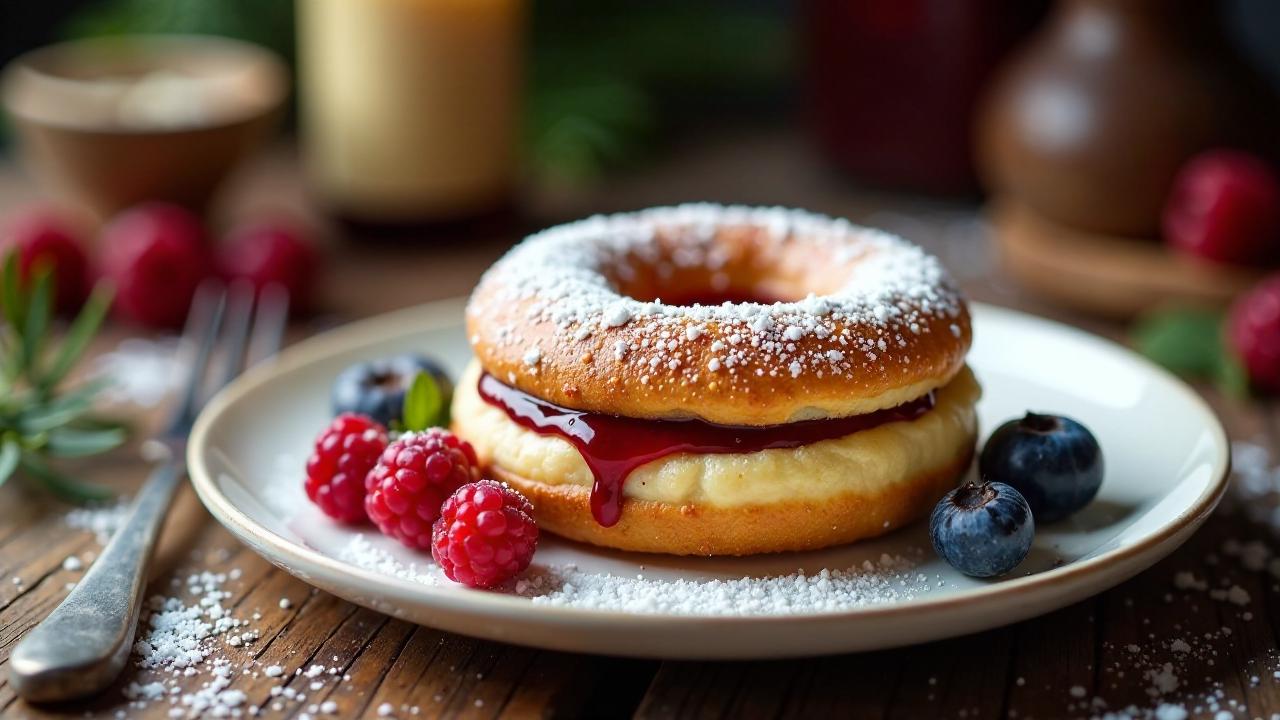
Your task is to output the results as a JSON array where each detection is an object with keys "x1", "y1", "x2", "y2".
[{"x1": 452, "y1": 361, "x2": 980, "y2": 508}]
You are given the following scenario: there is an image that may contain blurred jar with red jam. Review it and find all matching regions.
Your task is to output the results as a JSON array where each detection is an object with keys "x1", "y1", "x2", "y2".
[{"x1": 804, "y1": 0, "x2": 1045, "y2": 195}]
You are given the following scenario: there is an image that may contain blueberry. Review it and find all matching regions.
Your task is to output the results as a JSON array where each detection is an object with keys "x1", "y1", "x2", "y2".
[
  {"x1": 331, "y1": 354, "x2": 453, "y2": 427},
  {"x1": 979, "y1": 413, "x2": 1104, "y2": 523},
  {"x1": 930, "y1": 481, "x2": 1034, "y2": 578}
]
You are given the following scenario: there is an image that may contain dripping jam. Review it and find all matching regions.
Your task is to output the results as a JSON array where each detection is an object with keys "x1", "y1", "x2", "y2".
[{"x1": 476, "y1": 373, "x2": 936, "y2": 528}]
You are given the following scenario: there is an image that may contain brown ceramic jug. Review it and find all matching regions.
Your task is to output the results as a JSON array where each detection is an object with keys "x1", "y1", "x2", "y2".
[{"x1": 978, "y1": 0, "x2": 1273, "y2": 238}]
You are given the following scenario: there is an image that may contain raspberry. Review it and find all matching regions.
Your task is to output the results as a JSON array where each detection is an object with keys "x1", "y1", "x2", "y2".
[
  {"x1": 365, "y1": 429, "x2": 481, "y2": 549},
  {"x1": 432, "y1": 480, "x2": 538, "y2": 588},
  {"x1": 1163, "y1": 149, "x2": 1280, "y2": 266},
  {"x1": 3, "y1": 208, "x2": 90, "y2": 314},
  {"x1": 218, "y1": 222, "x2": 320, "y2": 314},
  {"x1": 1228, "y1": 273, "x2": 1280, "y2": 394},
  {"x1": 305, "y1": 413, "x2": 388, "y2": 523},
  {"x1": 100, "y1": 203, "x2": 210, "y2": 328}
]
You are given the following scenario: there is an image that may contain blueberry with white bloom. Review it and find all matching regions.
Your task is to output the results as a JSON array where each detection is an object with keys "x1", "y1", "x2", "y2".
[{"x1": 930, "y1": 481, "x2": 1034, "y2": 578}]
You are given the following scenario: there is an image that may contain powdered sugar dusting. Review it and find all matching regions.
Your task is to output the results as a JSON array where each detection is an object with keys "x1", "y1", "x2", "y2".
[
  {"x1": 469, "y1": 204, "x2": 966, "y2": 396},
  {"x1": 1042, "y1": 443, "x2": 1280, "y2": 720},
  {"x1": 122, "y1": 571, "x2": 263, "y2": 716},
  {"x1": 338, "y1": 534, "x2": 933, "y2": 616},
  {"x1": 65, "y1": 499, "x2": 131, "y2": 544},
  {"x1": 91, "y1": 336, "x2": 186, "y2": 408},
  {"x1": 114, "y1": 568, "x2": 354, "y2": 717}
]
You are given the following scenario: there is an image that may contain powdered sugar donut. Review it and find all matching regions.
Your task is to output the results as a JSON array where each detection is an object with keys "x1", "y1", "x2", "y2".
[
  {"x1": 455, "y1": 204, "x2": 978, "y2": 555},
  {"x1": 466, "y1": 204, "x2": 971, "y2": 425}
]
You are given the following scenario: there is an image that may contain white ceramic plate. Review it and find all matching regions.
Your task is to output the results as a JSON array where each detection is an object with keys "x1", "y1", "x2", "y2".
[{"x1": 188, "y1": 299, "x2": 1229, "y2": 659}]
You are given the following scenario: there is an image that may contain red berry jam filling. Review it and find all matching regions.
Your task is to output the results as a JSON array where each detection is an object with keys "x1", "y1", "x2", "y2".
[{"x1": 477, "y1": 372, "x2": 937, "y2": 527}]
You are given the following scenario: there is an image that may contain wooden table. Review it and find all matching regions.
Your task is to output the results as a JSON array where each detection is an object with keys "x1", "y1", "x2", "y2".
[{"x1": 0, "y1": 129, "x2": 1273, "y2": 719}]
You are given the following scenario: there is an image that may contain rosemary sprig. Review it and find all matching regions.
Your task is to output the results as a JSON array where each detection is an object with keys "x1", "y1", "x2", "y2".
[{"x1": 0, "y1": 251, "x2": 127, "y2": 503}]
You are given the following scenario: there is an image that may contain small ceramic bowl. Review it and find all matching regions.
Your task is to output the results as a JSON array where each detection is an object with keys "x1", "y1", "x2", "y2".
[{"x1": 1, "y1": 35, "x2": 288, "y2": 217}]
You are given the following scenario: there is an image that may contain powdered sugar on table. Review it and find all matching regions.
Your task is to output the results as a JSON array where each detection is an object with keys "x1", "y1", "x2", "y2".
[
  {"x1": 92, "y1": 336, "x2": 186, "y2": 408},
  {"x1": 65, "y1": 499, "x2": 131, "y2": 544}
]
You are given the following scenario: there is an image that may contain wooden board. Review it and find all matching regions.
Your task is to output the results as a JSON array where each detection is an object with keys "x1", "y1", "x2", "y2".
[{"x1": 991, "y1": 196, "x2": 1267, "y2": 318}]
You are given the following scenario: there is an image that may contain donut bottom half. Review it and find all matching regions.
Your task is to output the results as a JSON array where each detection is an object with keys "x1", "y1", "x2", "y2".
[{"x1": 452, "y1": 362, "x2": 980, "y2": 556}]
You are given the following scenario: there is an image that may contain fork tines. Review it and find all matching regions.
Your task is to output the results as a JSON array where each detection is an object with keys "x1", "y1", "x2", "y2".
[{"x1": 164, "y1": 281, "x2": 289, "y2": 438}]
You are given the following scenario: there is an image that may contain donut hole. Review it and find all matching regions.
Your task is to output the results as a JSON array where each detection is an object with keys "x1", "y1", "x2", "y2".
[{"x1": 603, "y1": 225, "x2": 850, "y2": 306}]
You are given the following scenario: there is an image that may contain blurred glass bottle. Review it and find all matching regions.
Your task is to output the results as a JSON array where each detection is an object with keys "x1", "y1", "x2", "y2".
[
  {"x1": 298, "y1": 0, "x2": 524, "y2": 228},
  {"x1": 805, "y1": 0, "x2": 1045, "y2": 196}
]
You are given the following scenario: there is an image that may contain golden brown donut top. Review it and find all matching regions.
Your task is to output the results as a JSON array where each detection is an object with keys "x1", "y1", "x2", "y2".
[{"x1": 465, "y1": 204, "x2": 971, "y2": 425}]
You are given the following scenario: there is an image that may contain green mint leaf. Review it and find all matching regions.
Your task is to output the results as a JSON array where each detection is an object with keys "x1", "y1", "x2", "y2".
[
  {"x1": 1214, "y1": 349, "x2": 1252, "y2": 399},
  {"x1": 402, "y1": 371, "x2": 443, "y2": 432},
  {"x1": 1131, "y1": 308, "x2": 1224, "y2": 379}
]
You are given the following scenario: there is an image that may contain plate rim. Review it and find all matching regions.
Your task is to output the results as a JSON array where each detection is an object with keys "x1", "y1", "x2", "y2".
[{"x1": 187, "y1": 298, "x2": 1231, "y2": 630}]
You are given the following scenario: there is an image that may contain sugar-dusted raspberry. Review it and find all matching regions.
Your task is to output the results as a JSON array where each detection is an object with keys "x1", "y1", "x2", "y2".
[
  {"x1": 365, "y1": 429, "x2": 481, "y2": 550},
  {"x1": 431, "y1": 480, "x2": 538, "y2": 588},
  {"x1": 304, "y1": 413, "x2": 388, "y2": 523}
]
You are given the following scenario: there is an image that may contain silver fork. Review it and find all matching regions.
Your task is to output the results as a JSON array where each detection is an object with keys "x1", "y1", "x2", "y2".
[{"x1": 8, "y1": 281, "x2": 289, "y2": 703}]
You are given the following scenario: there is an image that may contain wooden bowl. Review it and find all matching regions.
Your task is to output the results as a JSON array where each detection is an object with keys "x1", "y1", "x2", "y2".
[
  {"x1": 1, "y1": 35, "x2": 288, "y2": 218},
  {"x1": 989, "y1": 195, "x2": 1268, "y2": 318}
]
